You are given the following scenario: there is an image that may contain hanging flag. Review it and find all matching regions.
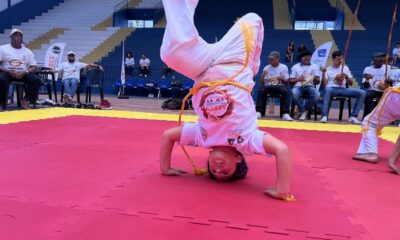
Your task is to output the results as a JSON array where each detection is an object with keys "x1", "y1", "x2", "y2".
[
  {"x1": 311, "y1": 41, "x2": 333, "y2": 69},
  {"x1": 44, "y1": 42, "x2": 66, "y2": 79}
]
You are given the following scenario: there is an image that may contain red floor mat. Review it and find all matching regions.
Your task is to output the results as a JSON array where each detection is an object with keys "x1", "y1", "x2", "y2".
[{"x1": 0, "y1": 116, "x2": 396, "y2": 239}]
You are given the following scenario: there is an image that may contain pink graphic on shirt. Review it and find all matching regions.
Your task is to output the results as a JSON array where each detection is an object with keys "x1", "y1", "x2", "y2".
[{"x1": 200, "y1": 90, "x2": 234, "y2": 121}]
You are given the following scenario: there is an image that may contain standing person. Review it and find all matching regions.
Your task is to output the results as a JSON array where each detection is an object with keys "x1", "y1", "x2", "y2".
[
  {"x1": 54, "y1": 51, "x2": 100, "y2": 103},
  {"x1": 255, "y1": 51, "x2": 293, "y2": 121},
  {"x1": 353, "y1": 87, "x2": 400, "y2": 175},
  {"x1": 286, "y1": 42, "x2": 295, "y2": 63},
  {"x1": 139, "y1": 53, "x2": 151, "y2": 77},
  {"x1": 363, "y1": 52, "x2": 393, "y2": 117},
  {"x1": 125, "y1": 52, "x2": 135, "y2": 77},
  {"x1": 290, "y1": 50, "x2": 321, "y2": 120},
  {"x1": 319, "y1": 51, "x2": 366, "y2": 124},
  {"x1": 297, "y1": 43, "x2": 307, "y2": 54},
  {"x1": 159, "y1": 0, "x2": 294, "y2": 201},
  {"x1": 0, "y1": 29, "x2": 41, "y2": 110}
]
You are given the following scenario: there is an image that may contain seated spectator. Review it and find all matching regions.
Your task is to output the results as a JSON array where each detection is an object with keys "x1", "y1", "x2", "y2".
[
  {"x1": 320, "y1": 51, "x2": 366, "y2": 124},
  {"x1": 388, "y1": 56, "x2": 400, "y2": 87},
  {"x1": 393, "y1": 43, "x2": 400, "y2": 65},
  {"x1": 54, "y1": 51, "x2": 100, "y2": 103},
  {"x1": 0, "y1": 29, "x2": 41, "y2": 110},
  {"x1": 363, "y1": 52, "x2": 393, "y2": 117},
  {"x1": 139, "y1": 53, "x2": 151, "y2": 77},
  {"x1": 286, "y1": 42, "x2": 295, "y2": 63},
  {"x1": 255, "y1": 51, "x2": 293, "y2": 121},
  {"x1": 161, "y1": 64, "x2": 176, "y2": 79},
  {"x1": 125, "y1": 52, "x2": 135, "y2": 77},
  {"x1": 290, "y1": 50, "x2": 321, "y2": 120}
]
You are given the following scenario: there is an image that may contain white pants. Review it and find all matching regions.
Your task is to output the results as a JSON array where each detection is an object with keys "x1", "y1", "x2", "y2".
[
  {"x1": 160, "y1": 0, "x2": 264, "y2": 82},
  {"x1": 357, "y1": 88, "x2": 400, "y2": 154}
]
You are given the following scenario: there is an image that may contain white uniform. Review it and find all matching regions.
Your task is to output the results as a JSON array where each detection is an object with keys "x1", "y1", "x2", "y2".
[
  {"x1": 160, "y1": 0, "x2": 266, "y2": 156},
  {"x1": 357, "y1": 88, "x2": 400, "y2": 154}
]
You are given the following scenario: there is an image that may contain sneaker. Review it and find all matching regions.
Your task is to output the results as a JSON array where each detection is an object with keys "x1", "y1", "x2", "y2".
[
  {"x1": 348, "y1": 117, "x2": 361, "y2": 125},
  {"x1": 299, "y1": 111, "x2": 307, "y2": 121},
  {"x1": 282, "y1": 114, "x2": 293, "y2": 121},
  {"x1": 320, "y1": 116, "x2": 328, "y2": 123},
  {"x1": 256, "y1": 112, "x2": 262, "y2": 119},
  {"x1": 99, "y1": 99, "x2": 112, "y2": 110}
]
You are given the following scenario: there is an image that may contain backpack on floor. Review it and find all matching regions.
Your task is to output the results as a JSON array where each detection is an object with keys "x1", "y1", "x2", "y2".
[{"x1": 162, "y1": 98, "x2": 187, "y2": 110}]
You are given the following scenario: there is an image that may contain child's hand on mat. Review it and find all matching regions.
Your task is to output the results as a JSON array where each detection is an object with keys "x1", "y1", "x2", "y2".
[
  {"x1": 264, "y1": 187, "x2": 296, "y2": 202},
  {"x1": 162, "y1": 168, "x2": 187, "y2": 176}
]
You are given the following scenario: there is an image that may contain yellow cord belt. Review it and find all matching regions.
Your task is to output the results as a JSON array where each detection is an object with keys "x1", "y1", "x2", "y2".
[
  {"x1": 178, "y1": 20, "x2": 255, "y2": 175},
  {"x1": 363, "y1": 86, "x2": 400, "y2": 136}
]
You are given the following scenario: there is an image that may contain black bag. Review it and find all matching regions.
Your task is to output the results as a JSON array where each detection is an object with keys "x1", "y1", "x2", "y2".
[{"x1": 162, "y1": 98, "x2": 186, "y2": 110}]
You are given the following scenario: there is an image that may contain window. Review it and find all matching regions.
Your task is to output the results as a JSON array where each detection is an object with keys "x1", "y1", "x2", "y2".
[
  {"x1": 294, "y1": 21, "x2": 335, "y2": 30},
  {"x1": 128, "y1": 20, "x2": 154, "y2": 28}
]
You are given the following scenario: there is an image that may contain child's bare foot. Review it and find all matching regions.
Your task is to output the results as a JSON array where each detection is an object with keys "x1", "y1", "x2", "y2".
[
  {"x1": 264, "y1": 187, "x2": 296, "y2": 202},
  {"x1": 353, "y1": 153, "x2": 378, "y2": 163}
]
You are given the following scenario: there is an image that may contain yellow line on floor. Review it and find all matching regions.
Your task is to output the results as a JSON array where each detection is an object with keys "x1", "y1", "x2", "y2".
[{"x1": 1, "y1": 108, "x2": 399, "y2": 142}]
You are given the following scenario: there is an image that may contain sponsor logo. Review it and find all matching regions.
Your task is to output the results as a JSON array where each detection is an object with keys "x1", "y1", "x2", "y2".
[{"x1": 200, "y1": 89, "x2": 234, "y2": 121}]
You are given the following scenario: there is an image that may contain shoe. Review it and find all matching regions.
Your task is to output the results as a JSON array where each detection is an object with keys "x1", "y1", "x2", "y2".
[
  {"x1": 99, "y1": 99, "x2": 112, "y2": 110},
  {"x1": 256, "y1": 112, "x2": 262, "y2": 119},
  {"x1": 299, "y1": 111, "x2": 307, "y2": 121},
  {"x1": 282, "y1": 114, "x2": 293, "y2": 121},
  {"x1": 320, "y1": 116, "x2": 328, "y2": 123},
  {"x1": 348, "y1": 117, "x2": 361, "y2": 125}
]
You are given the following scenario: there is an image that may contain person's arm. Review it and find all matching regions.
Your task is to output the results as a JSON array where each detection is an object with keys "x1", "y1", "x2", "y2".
[
  {"x1": 262, "y1": 134, "x2": 293, "y2": 200},
  {"x1": 259, "y1": 71, "x2": 267, "y2": 85},
  {"x1": 289, "y1": 67, "x2": 303, "y2": 85},
  {"x1": 320, "y1": 66, "x2": 327, "y2": 87},
  {"x1": 279, "y1": 66, "x2": 290, "y2": 84},
  {"x1": 160, "y1": 126, "x2": 187, "y2": 176}
]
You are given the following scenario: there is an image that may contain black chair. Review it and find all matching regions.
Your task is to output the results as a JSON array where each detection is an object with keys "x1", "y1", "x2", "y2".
[
  {"x1": 265, "y1": 93, "x2": 284, "y2": 118},
  {"x1": 37, "y1": 71, "x2": 58, "y2": 102},
  {"x1": 328, "y1": 96, "x2": 352, "y2": 121},
  {"x1": 85, "y1": 67, "x2": 104, "y2": 103},
  {"x1": 363, "y1": 97, "x2": 381, "y2": 119}
]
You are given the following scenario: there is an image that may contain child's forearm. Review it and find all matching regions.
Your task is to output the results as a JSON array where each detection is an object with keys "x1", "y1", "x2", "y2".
[
  {"x1": 160, "y1": 132, "x2": 175, "y2": 174},
  {"x1": 159, "y1": 127, "x2": 183, "y2": 174}
]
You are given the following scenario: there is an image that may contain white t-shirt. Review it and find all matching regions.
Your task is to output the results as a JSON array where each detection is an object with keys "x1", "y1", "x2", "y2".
[
  {"x1": 56, "y1": 61, "x2": 87, "y2": 80},
  {"x1": 325, "y1": 65, "x2": 353, "y2": 88},
  {"x1": 390, "y1": 66, "x2": 400, "y2": 87},
  {"x1": 363, "y1": 65, "x2": 391, "y2": 92},
  {"x1": 0, "y1": 44, "x2": 37, "y2": 72},
  {"x1": 393, "y1": 47, "x2": 400, "y2": 57},
  {"x1": 262, "y1": 63, "x2": 289, "y2": 86},
  {"x1": 290, "y1": 63, "x2": 319, "y2": 87},
  {"x1": 140, "y1": 58, "x2": 150, "y2": 67},
  {"x1": 125, "y1": 57, "x2": 135, "y2": 67}
]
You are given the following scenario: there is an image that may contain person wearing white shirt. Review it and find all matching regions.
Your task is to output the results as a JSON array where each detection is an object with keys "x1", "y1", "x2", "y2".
[
  {"x1": 54, "y1": 51, "x2": 99, "y2": 103},
  {"x1": 125, "y1": 52, "x2": 135, "y2": 77},
  {"x1": 255, "y1": 51, "x2": 292, "y2": 121},
  {"x1": 0, "y1": 29, "x2": 41, "y2": 110},
  {"x1": 392, "y1": 43, "x2": 400, "y2": 65},
  {"x1": 139, "y1": 54, "x2": 151, "y2": 77},
  {"x1": 319, "y1": 51, "x2": 366, "y2": 124},
  {"x1": 289, "y1": 50, "x2": 321, "y2": 121},
  {"x1": 362, "y1": 52, "x2": 393, "y2": 117}
]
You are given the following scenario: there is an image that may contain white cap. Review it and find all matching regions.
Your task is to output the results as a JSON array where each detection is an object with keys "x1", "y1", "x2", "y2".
[
  {"x1": 9, "y1": 28, "x2": 23, "y2": 37},
  {"x1": 67, "y1": 51, "x2": 75, "y2": 56}
]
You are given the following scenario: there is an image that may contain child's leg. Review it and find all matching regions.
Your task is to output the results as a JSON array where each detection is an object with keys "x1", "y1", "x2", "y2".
[
  {"x1": 161, "y1": 0, "x2": 264, "y2": 80},
  {"x1": 160, "y1": 0, "x2": 211, "y2": 80},
  {"x1": 261, "y1": 134, "x2": 292, "y2": 195},
  {"x1": 389, "y1": 136, "x2": 400, "y2": 174}
]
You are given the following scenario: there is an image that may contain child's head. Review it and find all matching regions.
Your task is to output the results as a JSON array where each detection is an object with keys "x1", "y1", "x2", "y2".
[{"x1": 207, "y1": 146, "x2": 248, "y2": 181}]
